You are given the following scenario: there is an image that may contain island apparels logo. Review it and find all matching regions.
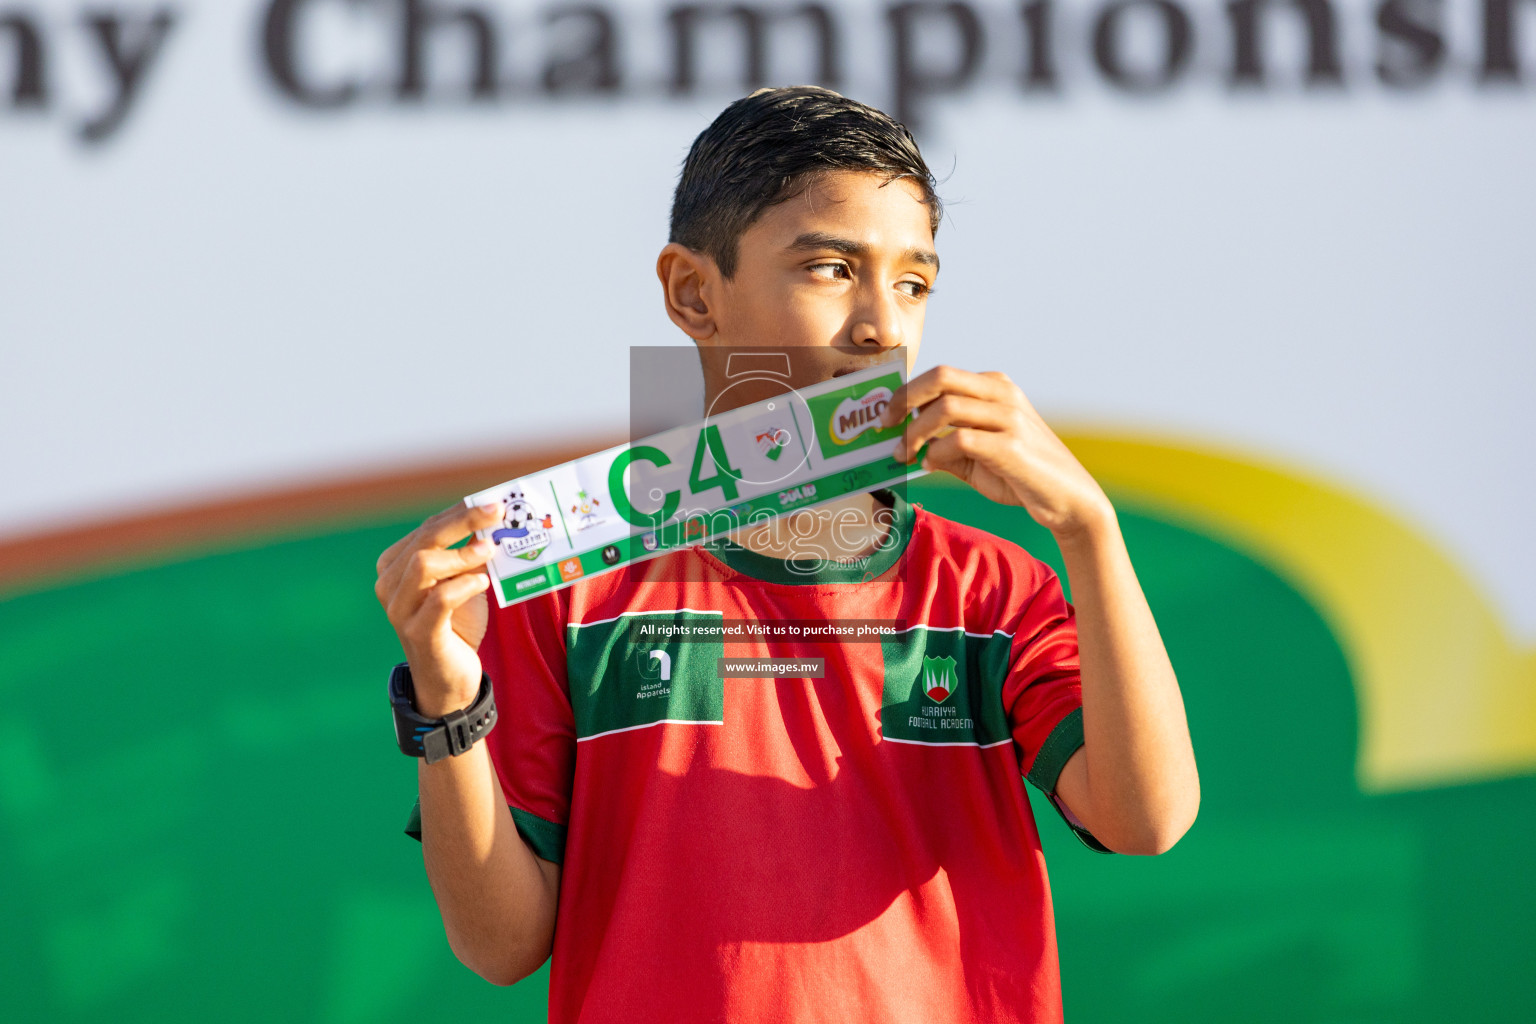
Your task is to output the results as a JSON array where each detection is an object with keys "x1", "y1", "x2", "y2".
[{"x1": 635, "y1": 648, "x2": 672, "y2": 701}]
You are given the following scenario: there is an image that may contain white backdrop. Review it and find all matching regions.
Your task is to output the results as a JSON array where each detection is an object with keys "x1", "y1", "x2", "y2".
[{"x1": 2, "y1": 0, "x2": 1533, "y2": 636}]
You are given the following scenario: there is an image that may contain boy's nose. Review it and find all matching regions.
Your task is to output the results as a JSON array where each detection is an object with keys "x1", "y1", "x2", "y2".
[{"x1": 848, "y1": 294, "x2": 905, "y2": 351}]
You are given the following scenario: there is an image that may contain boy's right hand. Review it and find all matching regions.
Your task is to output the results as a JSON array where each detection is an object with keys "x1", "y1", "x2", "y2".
[{"x1": 375, "y1": 502, "x2": 504, "y2": 718}]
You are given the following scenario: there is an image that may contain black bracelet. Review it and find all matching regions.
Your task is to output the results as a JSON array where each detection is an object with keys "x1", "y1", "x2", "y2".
[{"x1": 389, "y1": 662, "x2": 498, "y2": 764}]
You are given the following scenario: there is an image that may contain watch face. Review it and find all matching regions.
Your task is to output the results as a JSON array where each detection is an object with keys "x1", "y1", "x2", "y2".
[
  {"x1": 388, "y1": 663, "x2": 413, "y2": 703},
  {"x1": 390, "y1": 664, "x2": 428, "y2": 757}
]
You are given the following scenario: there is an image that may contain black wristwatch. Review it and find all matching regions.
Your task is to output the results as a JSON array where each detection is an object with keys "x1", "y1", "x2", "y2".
[{"x1": 389, "y1": 662, "x2": 498, "y2": 764}]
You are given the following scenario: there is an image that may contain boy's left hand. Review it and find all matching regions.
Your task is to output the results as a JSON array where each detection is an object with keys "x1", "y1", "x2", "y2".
[{"x1": 884, "y1": 366, "x2": 1113, "y2": 539}]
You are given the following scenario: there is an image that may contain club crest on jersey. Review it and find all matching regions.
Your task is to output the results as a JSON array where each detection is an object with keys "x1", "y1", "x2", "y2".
[
  {"x1": 829, "y1": 386, "x2": 893, "y2": 445},
  {"x1": 491, "y1": 485, "x2": 554, "y2": 561},
  {"x1": 922, "y1": 654, "x2": 958, "y2": 703}
]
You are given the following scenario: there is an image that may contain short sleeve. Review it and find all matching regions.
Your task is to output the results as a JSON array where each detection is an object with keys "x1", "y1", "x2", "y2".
[
  {"x1": 404, "y1": 590, "x2": 577, "y2": 864},
  {"x1": 1004, "y1": 567, "x2": 1113, "y2": 854}
]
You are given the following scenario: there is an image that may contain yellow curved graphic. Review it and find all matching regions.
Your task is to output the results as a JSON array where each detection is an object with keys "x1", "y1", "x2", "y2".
[{"x1": 1059, "y1": 431, "x2": 1536, "y2": 793}]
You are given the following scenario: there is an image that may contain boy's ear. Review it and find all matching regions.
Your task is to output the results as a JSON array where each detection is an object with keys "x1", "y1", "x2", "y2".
[{"x1": 656, "y1": 243, "x2": 719, "y2": 341}]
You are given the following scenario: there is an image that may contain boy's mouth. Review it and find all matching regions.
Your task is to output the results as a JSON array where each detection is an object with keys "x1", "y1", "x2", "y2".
[{"x1": 831, "y1": 356, "x2": 900, "y2": 378}]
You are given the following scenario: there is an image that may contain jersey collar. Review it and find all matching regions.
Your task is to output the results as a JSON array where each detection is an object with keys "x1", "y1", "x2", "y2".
[{"x1": 701, "y1": 489, "x2": 916, "y2": 585}]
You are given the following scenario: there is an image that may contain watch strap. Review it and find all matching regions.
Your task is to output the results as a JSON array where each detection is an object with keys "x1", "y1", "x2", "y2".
[{"x1": 390, "y1": 663, "x2": 497, "y2": 764}]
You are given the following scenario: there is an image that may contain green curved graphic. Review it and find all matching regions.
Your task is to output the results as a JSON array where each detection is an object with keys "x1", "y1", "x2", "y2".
[
  {"x1": 1058, "y1": 431, "x2": 1536, "y2": 792},
  {"x1": 0, "y1": 475, "x2": 1531, "y2": 1021}
]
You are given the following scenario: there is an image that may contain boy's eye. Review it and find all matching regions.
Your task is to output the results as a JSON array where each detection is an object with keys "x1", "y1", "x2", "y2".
[
  {"x1": 808, "y1": 262, "x2": 850, "y2": 280},
  {"x1": 898, "y1": 280, "x2": 931, "y2": 298}
]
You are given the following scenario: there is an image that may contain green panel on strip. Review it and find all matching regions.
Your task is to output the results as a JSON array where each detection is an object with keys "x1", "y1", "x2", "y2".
[
  {"x1": 499, "y1": 565, "x2": 555, "y2": 600},
  {"x1": 880, "y1": 626, "x2": 1012, "y2": 746},
  {"x1": 565, "y1": 611, "x2": 725, "y2": 738}
]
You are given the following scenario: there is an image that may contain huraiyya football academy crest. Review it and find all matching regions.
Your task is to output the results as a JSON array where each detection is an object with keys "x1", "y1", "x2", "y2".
[{"x1": 922, "y1": 654, "x2": 958, "y2": 703}]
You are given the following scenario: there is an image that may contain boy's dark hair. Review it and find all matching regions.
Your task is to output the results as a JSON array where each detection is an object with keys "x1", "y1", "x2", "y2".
[{"x1": 670, "y1": 87, "x2": 942, "y2": 278}]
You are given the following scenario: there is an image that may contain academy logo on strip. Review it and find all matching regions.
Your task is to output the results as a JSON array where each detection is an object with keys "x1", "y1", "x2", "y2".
[{"x1": 492, "y1": 485, "x2": 554, "y2": 562}]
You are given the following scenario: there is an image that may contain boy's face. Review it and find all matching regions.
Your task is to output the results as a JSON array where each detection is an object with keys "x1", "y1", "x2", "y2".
[{"x1": 661, "y1": 170, "x2": 938, "y2": 405}]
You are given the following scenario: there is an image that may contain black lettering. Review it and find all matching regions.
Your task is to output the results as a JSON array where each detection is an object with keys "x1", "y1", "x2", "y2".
[
  {"x1": 262, "y1": 0, "x2": 359, "y2": 107},
  {"x1": 1, "y1": 12, "x2": 45, "y2": 108},
  {"x1": 1227, "y1": 0, "x2": 1344, "y2": 87},
  {"x1": 1020, "y1": 0, "x2": 1058, "y2": 90},
  {"x1": 667, "y1": 3, "x2": 839, "y2": 94},
  {"x1": 543, "y1": 5, "x2": 620, "y2": 94},
  {"x1": 887, "y1": 1, "x2": 984, "y2": 129},
  {"x1": 79, "y1": 8, "x2": 177, "y2": 143},
  {"x1": 1093, "y1": 0, "x2": 1193, "y2": 91},
  {"x1": 1376, "y1": 0, "x2": 1444, "y2": 86},
  {"x1": 397, "y1": 0, "x2": 499, "y2": 100},
  {"x1": 1480, "y1": 0, "x2": 1535, "y2": 81}
]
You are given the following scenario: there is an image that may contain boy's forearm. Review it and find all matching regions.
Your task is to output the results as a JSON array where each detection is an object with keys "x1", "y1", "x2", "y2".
[
  {"x1": 417, "y1": 747, "x2": 560, "y2": 984},
  {"x1": 1055, "y1": 507, "x2": 1200, "y2": 854}
]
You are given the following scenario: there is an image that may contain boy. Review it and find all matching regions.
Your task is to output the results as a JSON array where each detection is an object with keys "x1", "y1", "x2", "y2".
[{"x1": 375, "y1": 86, "x2": 1198, "y2": 1023}]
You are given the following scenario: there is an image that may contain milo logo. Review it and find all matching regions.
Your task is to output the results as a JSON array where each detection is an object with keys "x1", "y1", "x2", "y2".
[
  {"x1": 829, "y1": 387, "x2": 893, "y2": 445},
  {"x1": 807, "y1": 372, "x2": 906, "y2": 457}
]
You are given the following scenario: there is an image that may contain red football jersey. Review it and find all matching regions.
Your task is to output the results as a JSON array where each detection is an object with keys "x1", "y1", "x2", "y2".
[{"x1": 410, "y1": 492, "x2": 1107, "y2": 1022}]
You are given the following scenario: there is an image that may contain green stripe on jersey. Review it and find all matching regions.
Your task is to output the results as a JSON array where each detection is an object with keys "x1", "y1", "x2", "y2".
[
  {"x1": 880, "y1": 626, "x2": 1012, "y2": 746},
  {"x1": 566, "y1": 610, "x2": 726, "y2": 739},
  {"x1": 402, "y1": 800, "x2": 569, "y2": 863}
]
